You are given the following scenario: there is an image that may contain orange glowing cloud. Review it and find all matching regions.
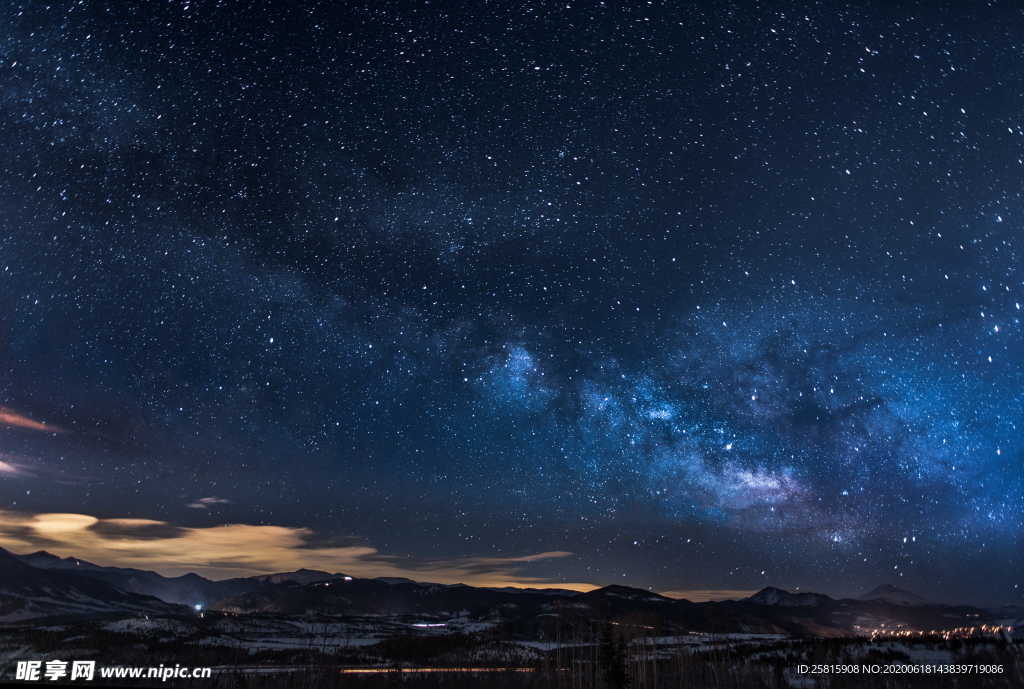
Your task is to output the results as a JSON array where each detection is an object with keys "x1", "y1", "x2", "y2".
[
  {"x1": 0, "y1": 510, "x2": 595, "y2": 591},
  {"x1": 0, "y1": 407, "x2": 63, "y2": 433}
]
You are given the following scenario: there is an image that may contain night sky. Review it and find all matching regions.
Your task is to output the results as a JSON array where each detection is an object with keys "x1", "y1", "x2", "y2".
[{"x1": 1, "y1": 1, "x2": 1022, "y2": 605}]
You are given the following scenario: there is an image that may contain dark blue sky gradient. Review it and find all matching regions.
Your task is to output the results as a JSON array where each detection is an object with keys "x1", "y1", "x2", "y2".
[{"x1": 0, "y1": 1, "x2": 1022, "y2": 604}]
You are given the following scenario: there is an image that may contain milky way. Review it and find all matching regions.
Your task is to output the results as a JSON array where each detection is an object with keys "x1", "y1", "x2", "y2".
[{"x1": 0, "y1": 1, "x2": 1022, "y2": 604}]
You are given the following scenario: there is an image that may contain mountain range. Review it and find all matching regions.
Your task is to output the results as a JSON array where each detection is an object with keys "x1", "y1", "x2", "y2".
[
  {"x1": 0, "y1": 548, "x2": 181, "y2": 622},
  {"x1": 857, "y1": 583, "x2": 931, "y2": 606},
  {"x1": 1, "y1": 548, "x2": 1020, "y2": 638}
]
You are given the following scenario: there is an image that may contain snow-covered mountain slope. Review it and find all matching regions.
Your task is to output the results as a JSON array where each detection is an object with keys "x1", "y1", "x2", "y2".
[
  {"x1": 0, "y1": 548, "x2": 184, "y2": 622},
  {"x1": 857, "y1": 584, "x2": 930, "y2": 606}
]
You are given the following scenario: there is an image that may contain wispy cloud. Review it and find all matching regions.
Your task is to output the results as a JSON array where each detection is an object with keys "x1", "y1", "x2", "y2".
[
  {"x1": 660, "y1": 589, "x2": 757, "y2": 602},
  {"x1": 0, "y1": 460, "x2": 23, "y2": 476},
  {"x1": 0, "y1": 453, "x2": 34, "y2": 478},
  {"x1": 186, "y1": 496, "x2": 231, "y2": 509},
  {"x1": 0, "y1": 407, "x2": 63, "y2": 433},
  {"x1": 477, "y1": 551, "x2": 575, "y2": 564},
  {"x1": 0, "y1": 510, "x2": 594, "y2": 590}
]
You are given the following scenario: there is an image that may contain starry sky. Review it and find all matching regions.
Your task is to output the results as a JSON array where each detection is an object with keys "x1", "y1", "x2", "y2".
[{"x1": 1, "y1": 1, "x2": 1022, "y2": 605}]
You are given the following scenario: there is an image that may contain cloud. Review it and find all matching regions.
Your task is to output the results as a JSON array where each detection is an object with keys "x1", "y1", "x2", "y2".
[
  {"x1": 0, "y1": 458, "x2": 28, "y2": 476},
  {"x1": 0, "y1": 407, "x2": 63, "y2": 433},
  {"x1": 0, "y1": 510, "x2": 594, "y2": 590},
  {"x1": 0, "y1": 451, "x2": 104, "y2": 485},
  {"x1": 186, "y1": 496, "x2": 231, "y2": 509},
  {"x1": 477, "y1": 551, "x2": 574, "y2": 564},
  {"x1": 30, "y1": 513, "x2": 98, "y2": 534},
  {"x1": 660, "y1": 589, "x2": 758, "y2": 602}
]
